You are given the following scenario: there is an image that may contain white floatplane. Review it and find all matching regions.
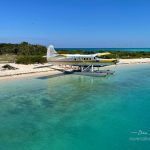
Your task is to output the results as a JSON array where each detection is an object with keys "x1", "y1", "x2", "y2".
[{"x1": 47, "y1": 45, "x2": 118, "y2": 67}]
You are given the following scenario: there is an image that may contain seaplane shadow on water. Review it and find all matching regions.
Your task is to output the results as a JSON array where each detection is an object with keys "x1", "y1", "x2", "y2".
[{"x1": 38, "y1": 45, "x2": 118, "y2": 78}]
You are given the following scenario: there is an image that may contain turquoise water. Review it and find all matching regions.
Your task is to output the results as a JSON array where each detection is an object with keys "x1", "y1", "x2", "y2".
[
  {"x1": 56, "y1": 48, "x2": 150, "y2": 52},
  {"x1": 0, "y1": 64, "x2": 150, "y2": 150}
]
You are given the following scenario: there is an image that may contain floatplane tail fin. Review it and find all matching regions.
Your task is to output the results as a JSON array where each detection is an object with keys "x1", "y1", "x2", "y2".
[{"x1": 47, "y1": 45, "x2": 58, "y2": 59}]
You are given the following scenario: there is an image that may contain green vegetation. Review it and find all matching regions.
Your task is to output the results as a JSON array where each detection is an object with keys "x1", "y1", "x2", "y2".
[
  {"x1": 100, "y1": 51, "x2": 150, "y2": 59},
  {"x1": 0, "y1": 42, "x2": 150, "y2": 64},
  {"x1": 0, "y1": 42, "x2": 46, "y2": 55},
  {"x1": 16, "y1": 56, "x2": 46, "y2": 64},
  {"x1": 57, "y1": 50, "x2": 89, "y2": 54},
  {"x1": 57, "y1": 50, "x2": 150, "y2": 59},
  {"x1": 0, "y1": 42, "x2": 46, "y2": 64}
]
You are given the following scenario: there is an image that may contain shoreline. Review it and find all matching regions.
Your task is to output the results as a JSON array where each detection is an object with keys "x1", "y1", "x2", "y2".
[
  {"x1": 0, "y1": 58, "x2": 150, "y2": 81},
  {"x1": 0, "y1": 63, "x2": 63, "y2": 81},
  {"x1": 0, "y1": 70, "x2": 63, "y2": 81}
]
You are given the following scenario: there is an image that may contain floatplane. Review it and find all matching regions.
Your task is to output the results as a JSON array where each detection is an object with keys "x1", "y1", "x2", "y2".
[
  {"x1": 47, "y1": 45, "x2": 117, "y2": 65},
  {"x1": 42, "y1": 45, "x2": 118, "y2": 76}
]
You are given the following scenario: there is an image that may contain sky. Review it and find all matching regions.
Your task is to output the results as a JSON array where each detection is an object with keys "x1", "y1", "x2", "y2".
[{"x1": 0, "y1": 0, "x2": 150, "y2": 47}]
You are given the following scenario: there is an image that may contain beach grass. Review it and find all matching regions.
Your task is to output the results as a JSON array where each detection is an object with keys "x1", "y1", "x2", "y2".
[{"x1": 0, "y1": 54, "x2": 16, "y2": 63}]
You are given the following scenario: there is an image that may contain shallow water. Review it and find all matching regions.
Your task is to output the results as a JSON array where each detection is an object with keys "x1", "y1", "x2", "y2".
[{"x1": 0, "y1": 64, "x2": 150, "y2": 150}]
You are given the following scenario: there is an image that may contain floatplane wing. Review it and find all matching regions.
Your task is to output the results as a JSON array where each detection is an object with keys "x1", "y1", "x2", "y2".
[{"x1": 46, "y1": 45, "x2": 117, "y2": 66}]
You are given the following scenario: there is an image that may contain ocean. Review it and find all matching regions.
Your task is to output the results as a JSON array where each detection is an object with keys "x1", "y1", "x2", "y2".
[
  {"x1": 56, "y1": 48, "x2": 150, "y2": 52},
  {"x1": 0, "y1": 64, "x2": 150, "y2": 150}
]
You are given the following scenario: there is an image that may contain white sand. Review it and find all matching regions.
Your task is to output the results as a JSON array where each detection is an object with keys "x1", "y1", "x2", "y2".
[
  {"x1": 118, "y1": 58, "x2": 150, "y2": 64},
  {"x1": 0, "y1": 59, "x2": 150, "y2": 80},
  {"x1": 0, "y1": 63, "x2": 62, "y2": 80}
]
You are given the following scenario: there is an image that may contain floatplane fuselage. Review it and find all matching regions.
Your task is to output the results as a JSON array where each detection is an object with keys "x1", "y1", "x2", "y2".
[{"x1": 47, "y1": 45, "x2": 118, "y2": 67}]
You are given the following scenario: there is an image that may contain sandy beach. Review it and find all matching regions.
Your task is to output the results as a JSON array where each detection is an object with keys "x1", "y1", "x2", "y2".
[
  {"x1": 118, "y1": 58, "x2": 150, "y2": 64},
  {"x1": 0, "y1": 58, "x2": 150, "y2": 80},
  {"x1": 0, "y1": 63, "x2": 62, "y2": 80}
]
